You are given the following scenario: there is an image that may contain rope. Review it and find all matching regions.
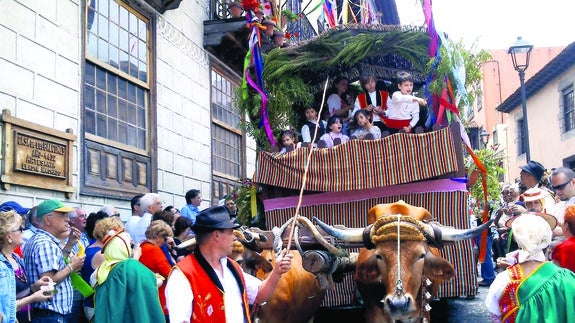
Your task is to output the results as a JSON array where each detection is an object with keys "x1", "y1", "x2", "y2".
[
  {"x1": 285, "y1": 76, "x2": 330, "y2": 252},
  {"x1": 394, "y1": 213, "x2": 404, "y2": 295}
]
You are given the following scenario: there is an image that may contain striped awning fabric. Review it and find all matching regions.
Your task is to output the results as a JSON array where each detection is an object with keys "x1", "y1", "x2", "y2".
[
  {"x1": 264, "y1": 190, "x2": 476, "y2": 306},
  {"x1": 253, "y1": 127, "x2": 459, "y2": 192}
]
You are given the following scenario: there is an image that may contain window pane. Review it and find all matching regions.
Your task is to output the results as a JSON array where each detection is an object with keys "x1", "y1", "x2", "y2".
[
  {"x1": 118, "y1": 100, "x2": 127, "y2": 121},
  {"x1": 97, "y1": 13, "x2": 108, "y2": 41},
  {"x1": 87, "y1": 32, "x2": 98, "y2": 57},
  {"x1": 97, "y1": 113, "x2": 107, "y2": 137},
  {"x1": 109, "y1": 1, "x2": 118, "y2": 23},
  {"x1": 127, "y1": 125, "x2": 137, "y2": 146},
  {"x1": 98, "y1": 38, "x2": 109, "y2": 63},
  {"x1": 96, "y1": 90, "x2": 106, "y2": 113},
  {"x1": 108, "y1": 118, "x2": 117, "y2": 141},
  {"x1": 107, "y1": 73, "x2": 117, "y2": 94},
  {"x1": 108, "y1": 94, "x2": 117, "y2": 117},
  {"x1": 85, "y1": 109, "x2": 95, "y2": 134},
  {"x1": 85, "y1": 85, "x2": 95, "y2": 110},
  {"x1": 137, "y1": 106, "x2": 145, "y2": 128}
]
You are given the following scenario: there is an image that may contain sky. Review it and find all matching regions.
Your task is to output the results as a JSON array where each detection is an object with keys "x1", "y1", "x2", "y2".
[{"x1": 395, "y1": 0, "x2": 575, "y2": 50}]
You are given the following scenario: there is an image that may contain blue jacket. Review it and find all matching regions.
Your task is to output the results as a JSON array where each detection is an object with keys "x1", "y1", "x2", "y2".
[{"x1": 0, "y1": 254, "x2": 17, "y2": 323}]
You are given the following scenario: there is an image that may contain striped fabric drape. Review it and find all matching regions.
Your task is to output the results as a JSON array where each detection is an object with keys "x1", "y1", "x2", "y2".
[
  {"x1": 254, "y1": 128, "x2": 459, "y2": 192},
  {"x1": 264, "y1": 191, "x2": 476, "y2": 306}
]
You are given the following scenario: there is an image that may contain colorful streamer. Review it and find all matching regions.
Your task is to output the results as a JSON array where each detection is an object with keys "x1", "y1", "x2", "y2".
[
  {"x1": 242, "y1": 12, "x2": 276, "y2": 146},
  {"x1": 423, "y1": 0, "x2": 488, "y2": 262}
]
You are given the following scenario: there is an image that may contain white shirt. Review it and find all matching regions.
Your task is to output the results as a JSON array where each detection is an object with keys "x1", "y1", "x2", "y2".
[
  {"x1": 165, "y1": 257, "x2": 262, "y2": 323},
  {"x1": 484, "y1": 269, "x2": 510, "y2": 316},
  {"x1": 125, "y1": 213, "x2": 151, "y2": 243},
  {"x1": 555, "y1": 196, "x2": 575, "y2": 225},
  {"x1": 301, "y1": 120, "x2": 327, "y2": 143},
  {"x1": 327, "y1": 93, "x2": 343, "y2": 117},
  {"x1": 385, "y1": 91, "x2": 420, "y2": 127}
]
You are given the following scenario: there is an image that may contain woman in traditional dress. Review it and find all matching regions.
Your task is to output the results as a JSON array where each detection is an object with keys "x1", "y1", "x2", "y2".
[
  {"x1": 485, "y1": 213, "x2": 575, "y2": 322},
  {"x1": 93, "y1": 227, "x2": 164, "y2": 323}
]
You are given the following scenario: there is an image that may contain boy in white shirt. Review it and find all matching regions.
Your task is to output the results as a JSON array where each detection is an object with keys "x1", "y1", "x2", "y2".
[{"x1": 384, "y1": 71, "x2": 427, "y2": 133}]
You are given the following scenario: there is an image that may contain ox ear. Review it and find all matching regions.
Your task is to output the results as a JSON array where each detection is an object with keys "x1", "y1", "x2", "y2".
[
  {"x1": 423, "y1": 252, "x2": 455, "y2": 281},
  {"x1": 243, "y1": 250, "x2": 274, "y2": 276}
]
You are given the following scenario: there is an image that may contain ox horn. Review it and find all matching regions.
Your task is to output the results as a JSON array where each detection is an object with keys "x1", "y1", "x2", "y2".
[
  {"x1": 175, "y1": 237, "x2": 196, "y2": 250},
  {"x1": 421, "y1": 219, "x2": 494, "y2": 242},
  {"x1": 313, "y1": 217, "x2": 365, "y2": 243}
]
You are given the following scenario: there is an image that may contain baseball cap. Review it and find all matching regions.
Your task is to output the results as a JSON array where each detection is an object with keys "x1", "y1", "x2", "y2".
[{"x1": 36, "y1": 199, "x2": 75, "y2": 218}]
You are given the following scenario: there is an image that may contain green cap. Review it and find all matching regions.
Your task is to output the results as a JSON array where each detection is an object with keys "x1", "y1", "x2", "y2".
[{"x1": 36, "y1": 199, "x2": 74, "y2": 218}]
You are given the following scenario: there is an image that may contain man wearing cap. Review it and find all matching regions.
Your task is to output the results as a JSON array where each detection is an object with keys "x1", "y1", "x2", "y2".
[
  {"x1": 519, "y1": 160, "x2": 556, "y2": 215},
  {"x1": 165, "y1": 206, "x2": 293, "y2": 323},
  {"x1": 23, "y1": 199, "x2": 85, "y2": 322}
]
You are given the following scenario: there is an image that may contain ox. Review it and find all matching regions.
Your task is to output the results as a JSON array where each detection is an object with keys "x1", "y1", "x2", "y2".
[
  {"x1": 315, "y1": 201, "x2": 491, "y2": 323},
  {"x1": 253, "y1": 250, "x2": 326, "y2": 323}
]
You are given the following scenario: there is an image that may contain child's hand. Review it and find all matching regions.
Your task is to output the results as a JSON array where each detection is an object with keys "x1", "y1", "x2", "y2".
[{"x1": 417, "y1": 98, "x2": 427, "y2": 106}]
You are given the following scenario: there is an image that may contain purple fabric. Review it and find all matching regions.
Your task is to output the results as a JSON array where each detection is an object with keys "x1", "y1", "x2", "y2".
[{"x1": 263, "y1": 178, "x2": 466, "y2": 211}]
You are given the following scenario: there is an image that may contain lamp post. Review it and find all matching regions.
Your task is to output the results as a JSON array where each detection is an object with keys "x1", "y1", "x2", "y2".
[
  {"x1": 480, "y1": 129, "x2": 490, "y2": 148},
  {"x1": 508, "y1": 36, "x2": 533, "y2": 161}
]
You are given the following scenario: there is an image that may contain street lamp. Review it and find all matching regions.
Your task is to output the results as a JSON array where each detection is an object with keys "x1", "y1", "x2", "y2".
[
  {"x1": 480, "y1": 129, "x2": 490, "y2": 148},
  {"x1": 508, "y1": 36, "x2": 533, "y2": 161}
]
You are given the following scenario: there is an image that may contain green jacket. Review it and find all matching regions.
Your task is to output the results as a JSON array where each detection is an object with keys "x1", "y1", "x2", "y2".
[{"x1": 94, "y1": 259, "x2": 164, "y2": 323}]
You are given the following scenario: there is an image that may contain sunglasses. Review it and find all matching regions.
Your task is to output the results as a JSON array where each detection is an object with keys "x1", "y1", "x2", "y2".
[{"x1": 552, "y1": 180, "x2": 572, "y2": 191}]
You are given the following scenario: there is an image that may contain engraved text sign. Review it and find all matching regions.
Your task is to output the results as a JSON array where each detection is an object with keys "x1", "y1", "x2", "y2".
[{"x1": 15, "y1": 132, "x2": 67, "y2": 179}]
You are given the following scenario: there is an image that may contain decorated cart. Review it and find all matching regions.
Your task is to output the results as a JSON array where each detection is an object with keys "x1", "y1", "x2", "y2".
[
  {"x1": 251, "y1": 123, "x2": 479, "y2": 309},
  {"x1": 232, "y1": 0, "x2": 493, "y2": 317}
]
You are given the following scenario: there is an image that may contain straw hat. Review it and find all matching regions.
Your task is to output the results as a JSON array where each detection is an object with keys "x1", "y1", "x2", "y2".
[
  {"x1": 519, "y1": 187, "x2": 549, "y2": 202},
  {"x1": 505, "y1": 211, "x2": 557, "y2": 230}
]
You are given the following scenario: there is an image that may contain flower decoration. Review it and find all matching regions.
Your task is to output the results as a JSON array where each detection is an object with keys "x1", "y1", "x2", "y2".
[{"x1": 242, "y1": 0, "x2": 259, "y2": 11}]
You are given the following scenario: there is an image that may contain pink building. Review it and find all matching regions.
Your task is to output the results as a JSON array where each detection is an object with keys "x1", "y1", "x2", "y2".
[
  {"x1": 471, "y1": 46, "x2": 564, "y2": 182},
  {"x1": 496, "y1": 43, "x2": 575, "y2": 181}
]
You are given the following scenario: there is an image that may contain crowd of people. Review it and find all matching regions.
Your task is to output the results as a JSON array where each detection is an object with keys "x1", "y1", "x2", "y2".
[
  {"x1": 466, "y1": 160, "x2": 575, "y2": 321},
  {"x1": 277, "y1": 71, "x2": 428, "y2": 152},
  {"x1": 0, "y1": 191, "x2": 293, "y2": 323}
]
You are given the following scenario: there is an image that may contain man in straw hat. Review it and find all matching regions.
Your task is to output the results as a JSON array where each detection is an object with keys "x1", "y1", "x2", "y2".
[
  {"x1": 165, "y1": 206, "x2": 293, "y2": 322},
  {"x1": 495, "y1": 187, "x2": 557, "y2": 268},
  {"x1": 485, "y1": 213, "x2": 575, "y2": 322}
]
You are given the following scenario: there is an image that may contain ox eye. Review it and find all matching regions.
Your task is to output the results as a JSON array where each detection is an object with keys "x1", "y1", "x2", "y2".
[
  {"x1": 375, "y1": 254, "x2": 382, "y2": 260},
  {"x1": 418, "y1": 253, "x2": 426, "y2": 260}
]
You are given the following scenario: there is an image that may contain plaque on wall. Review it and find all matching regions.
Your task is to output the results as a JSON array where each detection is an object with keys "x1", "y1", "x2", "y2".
[{"x1": 1, "y1": 109, "x2": 76, "y2": 198}]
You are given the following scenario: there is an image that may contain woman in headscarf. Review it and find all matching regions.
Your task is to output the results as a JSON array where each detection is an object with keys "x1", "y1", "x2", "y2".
[
  {"x1": 93, "y1": 225, "x2": 164, "y2": 323},
  {"x1": 485, "y1": 213, "x2": 575, "y2": 322}
]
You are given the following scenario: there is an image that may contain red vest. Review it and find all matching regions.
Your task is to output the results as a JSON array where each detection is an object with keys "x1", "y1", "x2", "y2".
[
  {"x1": 177, "y1": 253, "x2": 251, "y2": 323},
  {"x1": 356, "y1": 91, "x2": 389, "y2": 122}
]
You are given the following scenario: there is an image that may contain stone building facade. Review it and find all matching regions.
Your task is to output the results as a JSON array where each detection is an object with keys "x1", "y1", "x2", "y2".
[{"x1": 0, "y1": 0, "x2": 256, "y2": 216}]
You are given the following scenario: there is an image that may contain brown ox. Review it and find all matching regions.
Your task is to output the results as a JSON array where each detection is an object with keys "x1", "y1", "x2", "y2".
[
  {"x1": 315, "y1": 201, "x2": 491, "y2": 323},
  {"x1": 254, "y1": 250, "x2": 326, "y2": 323}
]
